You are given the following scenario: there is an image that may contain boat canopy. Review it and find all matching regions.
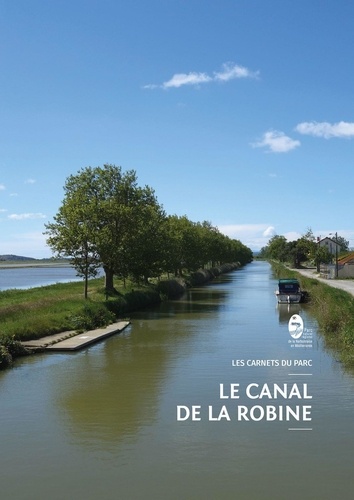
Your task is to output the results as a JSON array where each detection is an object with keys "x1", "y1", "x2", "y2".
[{"x1": 278, "y1": 279, "x2": 300, "y2": 292}]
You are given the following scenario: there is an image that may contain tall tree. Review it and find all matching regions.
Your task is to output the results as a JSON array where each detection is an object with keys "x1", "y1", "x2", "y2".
[
  {"x1": 123, "y1": 198, "x2": 166, "y2": 284},
  {"x1": 266, "y1": 235, "x2": 289, "y2": 262},
  {"x1": 45, "y1": 178, "x2": 101, "y2": 298},
  {"x1": 45, "y1": 165, "x2": 163, "y2": 292},
  {"x1": 336, "y1": 235, "x2": 350, "y2": 252}
]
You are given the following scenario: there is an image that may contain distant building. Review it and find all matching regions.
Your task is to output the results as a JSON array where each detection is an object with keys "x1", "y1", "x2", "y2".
[
  {"x1": 321, "y1": 252, "x2": 354, "y2": 279},
  {"x1": 317, "y1": 237, "x2": 341, "y2": 255},
  {"x1": 338, "y1": 252, "x2": 354, "y2": 266}
]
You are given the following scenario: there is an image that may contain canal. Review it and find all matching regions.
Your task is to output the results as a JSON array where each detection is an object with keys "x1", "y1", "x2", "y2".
[{"x1": 1, "y1": 261, "x2": 353, "y2": 499}]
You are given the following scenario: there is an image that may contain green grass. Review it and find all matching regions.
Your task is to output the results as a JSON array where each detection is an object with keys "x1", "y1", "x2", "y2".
[
  {"x1": 0, "y1": 276, "x2": 162, "y2": 369},
  {"x1": 0, "y1": 277, "x2": 160, "y2": 341},
  {"x1": 0, "y1": 263, "x2": 241, "y2": 369}
]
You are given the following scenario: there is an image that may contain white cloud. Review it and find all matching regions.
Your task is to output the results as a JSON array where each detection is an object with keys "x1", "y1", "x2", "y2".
[
  {"x1": 263, "y1": 226, "x2": 276, "y2": 237},
  {"x1": 162, "y1": 72, "x2": 212, "y2": 89},
  {"x1": 283, "y1": 231, "x2": 302, "y2": 242},
  {"x1": 295, "y1": 121, "x2": 354, "y2": 139},
  {"x1": 0, "y1": 208, "x2": 8, "y2": 213},
  {"x1": 144, "y1": 62, "x2": 259, "y2": 90},
  {"x1": 25, "y1": 178, "x2": 36, "y2": 184},
  {"x1": 251, "y1": 130, "x2": 301, "y2": 153},
  {"x1": 8, "y1": 213, "x2": 46, "y2": 220},
  {"x1": 219, "y1": 223, "x2": 277, "y2": 250},
  {"x1": 0, "y1": 184, "x2": 5, "y2": 190},
  {"x1": 214, "y1": 62, "x2": 259, "y2": 82}
]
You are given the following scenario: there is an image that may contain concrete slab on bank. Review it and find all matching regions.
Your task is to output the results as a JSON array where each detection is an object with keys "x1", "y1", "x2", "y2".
[{"x1": 21, "y1": 321, "x2": 130, "y2": 352}]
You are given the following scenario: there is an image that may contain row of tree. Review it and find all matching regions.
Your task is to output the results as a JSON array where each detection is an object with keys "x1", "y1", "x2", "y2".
[
  {"x1": 45, "y1": 165, "x2": 253, "y2": 297},
  {"x1": 259, "y1": 228, "x2": 349, "y2": 269}
]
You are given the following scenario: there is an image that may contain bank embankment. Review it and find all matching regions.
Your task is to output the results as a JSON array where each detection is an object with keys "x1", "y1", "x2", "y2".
[
  {"x1": 157, "y1": 263, "x2": 240, "y2": 298},
  {"x1": 0, "y1": 263, "x2": 240, "y2": 369},
  {"x1": 271, "y1": 262, "x2": 354, "y2": 367}
]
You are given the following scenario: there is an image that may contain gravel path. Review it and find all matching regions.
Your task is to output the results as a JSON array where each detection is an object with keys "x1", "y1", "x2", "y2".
[{"x1": 294, "y1": 267, "x2": 354, "y2": 298}]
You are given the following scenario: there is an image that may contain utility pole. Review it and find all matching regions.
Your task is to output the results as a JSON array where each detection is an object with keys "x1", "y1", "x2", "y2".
[
  {"x1": 335, "y1": 232, "x2": 338, "y2": 278},
  {"x1": 330, "y1": 232, "x2": 339, "y2": 278}
]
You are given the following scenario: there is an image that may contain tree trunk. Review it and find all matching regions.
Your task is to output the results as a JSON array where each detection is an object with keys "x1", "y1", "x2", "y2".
[
  {"x1": 84, "y1": 274, "x2": 88, "y2": 299},
  {"x1": 84, "y1": 255, "x2": 88, "y2": 299},
  {"x1": 104, "y1": 265, "x2": 115, "y2": 292}
]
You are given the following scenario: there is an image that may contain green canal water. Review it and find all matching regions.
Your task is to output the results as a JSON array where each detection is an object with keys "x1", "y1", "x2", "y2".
[{"x1": 1, "y1": 261, "x2": 354, "y2": 499}]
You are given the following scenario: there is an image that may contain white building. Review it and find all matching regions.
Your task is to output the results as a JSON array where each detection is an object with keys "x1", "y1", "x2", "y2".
[{"x1": 318, "y1": 237, "x2": 341, "y2": 255}]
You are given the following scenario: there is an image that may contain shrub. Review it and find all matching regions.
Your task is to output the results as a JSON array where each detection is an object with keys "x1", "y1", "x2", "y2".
[
  {"x1": 0, "y1": 335, "x2": 29, "y2": 357},
  {"x1": 69, "y1": 302, "x2": 115, "y2": 331},
  {"x1": 0, "y1": 334, "x2": 29, "y2": 370},
  {"x1": 0, "y1": 345, "x2": 12, "y2": 369},
  {"x1": 156, "y1": 279, "x2": 186, "y2": 299}
]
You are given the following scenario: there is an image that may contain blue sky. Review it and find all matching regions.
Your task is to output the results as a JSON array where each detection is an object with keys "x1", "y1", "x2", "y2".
[{"x1": 1, "y1": 0, "x2": 354, "y2": 258}]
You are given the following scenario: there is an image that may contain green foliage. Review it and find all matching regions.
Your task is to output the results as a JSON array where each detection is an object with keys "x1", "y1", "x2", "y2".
[
  {"x1": 0, "y1": 335, "x2": 29, "y2": 370},
  {"x1": 46, "y1": 165, "x2": 253, "y2": 289},
  {"x1": 0, "y1": 335, "x2": 29, "y2": 357},
  {"x1": 105, "y1": 289, "x2": 161, "y2": 315},
  {"x1": 263, "y1": 228, "x2": 350, "y2": 269},
  {"x1": 0, "y1": 345, "x2": 12, "y2": 369},
  {"x1": 0, "y1": 278, "x2": 161, "y2": 346},
  {"x1": 265, "y1": 235, "x2": 289, "y2": 262},
  {"x1": 69, "y1": 303, "x2": 116, "y2": 331},
  {"x1": 163, "y1": 215, "x2": 252, "y2": 276},
  {"x1": 336, "y1": 235, "x2": 350, "y2": 252},
  {"x1": 314, "y1": 246, "x2": 332, "y2": 268},
  {"x1": 156, "y1": 279, "x2": 187, "y2": 299},
  {"x1": 45, "y1": 164, "x2": 166, "y2": 292},
  {"x1": 0, "y1": 280, "x2": 98, "y2": 340},
  {"x1": 264, "y1": 230, "x2": 316, "y2": 267}
]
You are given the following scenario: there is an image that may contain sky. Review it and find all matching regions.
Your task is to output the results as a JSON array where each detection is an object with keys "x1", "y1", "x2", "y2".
[{"x1": 1, "y1": 0, "x2": 354, "y2": 258}]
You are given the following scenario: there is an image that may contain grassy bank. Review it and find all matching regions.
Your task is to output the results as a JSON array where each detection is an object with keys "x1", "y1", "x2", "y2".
[
  {"x1": 271, "y1": 262, "x2": 354, "y2": 367},
  {"x1": 0, "y1": 277, "x2": 160, "y2": 341},
  {"x1": 0, "y1": 277, "x2": 161, "y2": 368},
  {"x1": 0, "y1": 264, "x2": 240, "y2": 369}
]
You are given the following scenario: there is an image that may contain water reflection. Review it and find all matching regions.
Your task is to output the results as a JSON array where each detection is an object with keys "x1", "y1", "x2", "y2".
[
  {"x1": 59, "y1": 329, "x2": 168, "y2": 445},
  {"x1": 276, "y1": 303, "x2": 302, "y2": 324},
  {"x1": 58, "y1": 287, "x2": 232, "y2": 447},
  {"x1": 2, "y1": 262, "x2": 354, "y2": 500}
]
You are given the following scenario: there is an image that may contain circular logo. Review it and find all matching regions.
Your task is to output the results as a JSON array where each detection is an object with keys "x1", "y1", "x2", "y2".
[{"x1": 288, "y1": 314, "x2": 304, "y2": 339}]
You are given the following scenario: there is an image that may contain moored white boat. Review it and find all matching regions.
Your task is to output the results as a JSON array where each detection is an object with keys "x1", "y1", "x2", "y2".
[{"x1": 275, "y1": 278, "x2": 302, "y2": 304}]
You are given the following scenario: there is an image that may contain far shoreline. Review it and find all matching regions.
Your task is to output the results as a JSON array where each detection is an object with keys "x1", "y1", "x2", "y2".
[{"x1": 0, "y1": 260, "x2": 71, "y2": 269}]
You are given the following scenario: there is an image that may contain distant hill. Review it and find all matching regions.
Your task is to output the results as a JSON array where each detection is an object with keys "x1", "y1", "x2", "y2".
[{"x1": 0, "y1": 254, "x2": 36, "y2": 262}]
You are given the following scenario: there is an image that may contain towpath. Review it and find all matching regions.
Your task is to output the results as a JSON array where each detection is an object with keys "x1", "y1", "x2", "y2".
[{"x1": 294, "y1": 267, "x2": 354, "y2": 298}]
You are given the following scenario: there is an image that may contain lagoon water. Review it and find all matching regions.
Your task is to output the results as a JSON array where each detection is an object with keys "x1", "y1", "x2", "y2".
[
  {"x1": 1, "y1": 261, "x2": 354, "y2": 499},
  {"x1": 0, "y1": 265, "x2": 83, "y2": 291}
]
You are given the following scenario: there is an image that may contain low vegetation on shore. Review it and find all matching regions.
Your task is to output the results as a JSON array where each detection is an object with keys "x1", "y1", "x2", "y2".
[
  {"x1": 0, "y1": 263, "x2": 241, "y2": 369},
  {"x1": 0, "y1": 276, "x2": 156, "y2": 368},
  {"x1": 272, "y1": 262, "x2": 354, "y2": 368}
]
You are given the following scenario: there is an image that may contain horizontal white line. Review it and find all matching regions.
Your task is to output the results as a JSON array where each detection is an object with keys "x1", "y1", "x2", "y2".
[
  {"x1": 288, "y1": 428, "x2": 313, "y2": 431},
  {"x1": 288, "y1": 373, "x2": 313, "y2": 376}
]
